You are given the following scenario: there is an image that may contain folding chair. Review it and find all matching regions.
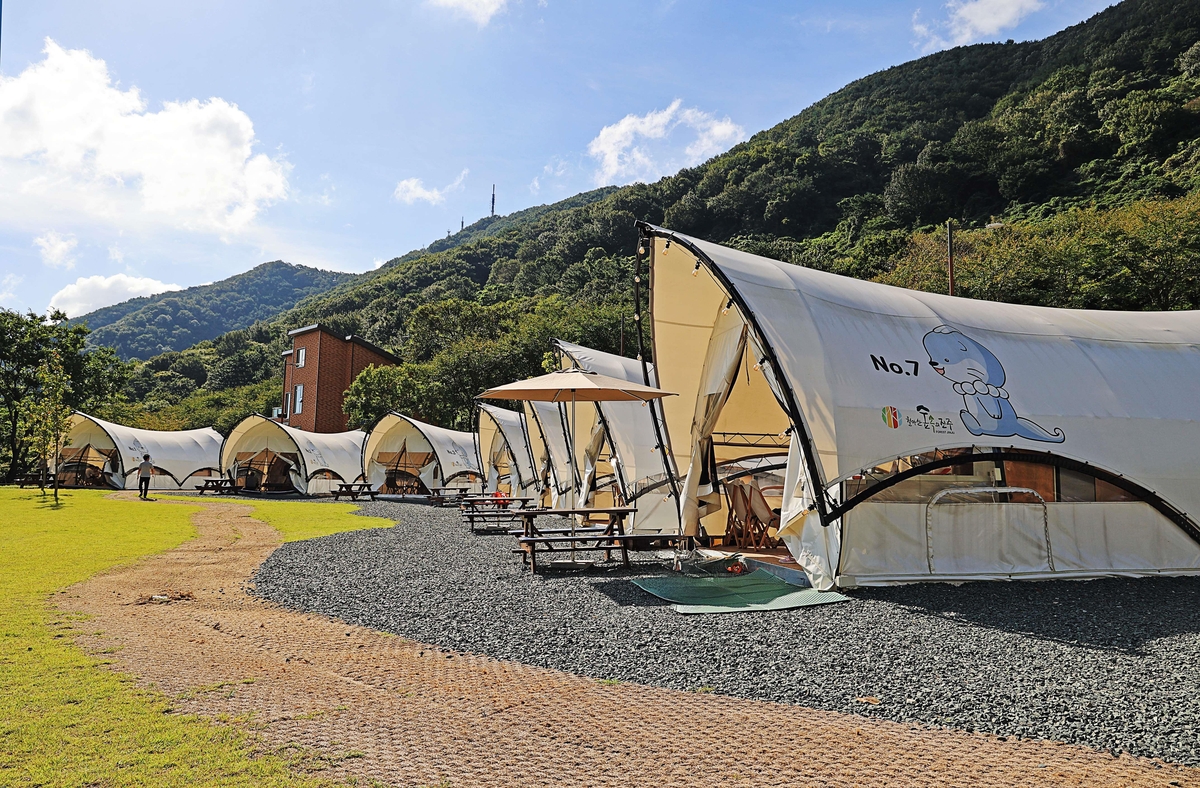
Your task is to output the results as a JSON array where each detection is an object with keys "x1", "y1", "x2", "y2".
[{"x1": 746, "y1": 483, "x2": 782, "y2": 549}]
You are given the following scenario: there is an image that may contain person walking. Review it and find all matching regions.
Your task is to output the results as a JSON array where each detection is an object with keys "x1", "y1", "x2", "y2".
[{"x1": 137, "y1": 454, "x2": 154, "y2": 499}]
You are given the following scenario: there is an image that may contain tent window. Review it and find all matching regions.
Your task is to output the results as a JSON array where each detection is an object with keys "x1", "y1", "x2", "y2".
[
  {"x1": 294, "y1": 384, "x2": 304, "y2": 414},
  {"x1": 1002, "y1": 461, "x2": 1056, "y2": 503},
  {"x1": 295, "y1": 347, "x2": 306, "y2": 368},
  {"x1": 1058, "y1": 468, "x2": 1096, "y2": 502}
]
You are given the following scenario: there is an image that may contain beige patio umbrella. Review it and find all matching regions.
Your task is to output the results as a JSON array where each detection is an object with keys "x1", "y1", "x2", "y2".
[{"x1": 479, "y1": 368, "x2": 676, "y2": 509}]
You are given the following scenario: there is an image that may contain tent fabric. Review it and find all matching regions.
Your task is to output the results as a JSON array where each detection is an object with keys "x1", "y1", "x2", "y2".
[
  {"x1": 477, "y1": 404, "x2": 538, "y2": 495},
  {"x1": 640, "y1": 223, "x2": 1200, "y2": 589},
  {"x1": 221, "y1": 415, "x2": 365, "y2": 495},
  {"x1": 554, "y1": 340, "x2": 679, "y2": 534},
  {"x1": 526, "y1": 400, "x2": 575, "y2": 504},
  {"x1": 362, "y1": 412, "x2": 480, "y2": 492},
  {"x1": 64, "y1": 412, "x2": 222, "y2": 490}
]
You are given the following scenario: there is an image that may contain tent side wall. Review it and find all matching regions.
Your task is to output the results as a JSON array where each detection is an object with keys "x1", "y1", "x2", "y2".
[
  {"x1": 640, "y1": 223, "x2": 1200, "y2": 589},
  {"x1": 65, "y1": 413, "x2": 223, "y2": 491}
]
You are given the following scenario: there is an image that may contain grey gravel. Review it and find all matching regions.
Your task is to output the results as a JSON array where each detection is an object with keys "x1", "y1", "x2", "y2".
[{"x1": 252, "y1": 500, "x2": 1200, "y2": 766}]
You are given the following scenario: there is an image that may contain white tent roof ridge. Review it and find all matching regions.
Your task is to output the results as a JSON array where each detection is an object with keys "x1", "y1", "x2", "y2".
[
  {"x1": 221, "y1": 414, "x2": 366, "y2": 489},
  {"x1": 68, "y1": 411, "x2": 223, "y2": 485},
  {"x1": 636, "y1": 222, "x2": 1200, "y2": 551},
  {"x1": 364, "y1": 411, "x2": 481, "y2": 483},
  {"x1": 477, "y1": 402, "x2": 537, "y2": 491}
]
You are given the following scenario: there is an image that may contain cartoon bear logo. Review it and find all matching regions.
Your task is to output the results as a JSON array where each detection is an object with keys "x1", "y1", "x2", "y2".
[{"x1": 922, "y1": 325, "x2": 1064, "y2": 443}]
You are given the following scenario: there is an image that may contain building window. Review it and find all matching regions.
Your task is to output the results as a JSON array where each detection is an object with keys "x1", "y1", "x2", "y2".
[
  {"x1": 283, "y1": 392, "x2": 291, "y2": 417},
  {"x1": 294, "y1": 384, "x2": 304, "y2": 414},
  {"x1": 295, "y1": 347, "x2": 306, "y2": 368}
]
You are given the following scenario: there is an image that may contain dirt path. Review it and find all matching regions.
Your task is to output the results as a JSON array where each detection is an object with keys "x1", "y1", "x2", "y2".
[{"x1": 57, "y1": 496, "x2": 1197, "y2": 787}]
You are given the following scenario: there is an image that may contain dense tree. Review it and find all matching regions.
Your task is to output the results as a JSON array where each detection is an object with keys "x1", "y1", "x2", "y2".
[{"x1": 0, "y1": 310, "x2": 129, "y2": 480}]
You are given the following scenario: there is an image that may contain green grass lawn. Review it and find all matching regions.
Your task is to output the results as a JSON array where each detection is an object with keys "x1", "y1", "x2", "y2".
[{"x1": 0, "y1": 487, "x2": 392, "y2": 787}]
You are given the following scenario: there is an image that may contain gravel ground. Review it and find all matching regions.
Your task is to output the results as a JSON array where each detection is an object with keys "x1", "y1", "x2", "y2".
[{"x1": 253, "y1": 501, "x2": 1200, "y2": 766}]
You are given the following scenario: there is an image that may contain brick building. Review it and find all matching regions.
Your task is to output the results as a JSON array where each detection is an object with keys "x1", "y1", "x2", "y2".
[{"x1": 280, "y1": 324, "x2": 400, "y2": 433}]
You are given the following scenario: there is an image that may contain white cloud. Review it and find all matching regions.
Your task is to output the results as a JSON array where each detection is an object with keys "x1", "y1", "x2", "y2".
[
  {"x1": 429, "y1": 0, "x2": 507, "y2": 25},
  {"x1": 48, "y1": 273, "x2": 182, "y2": 317},
  {"x1": 529, "y1": 176, "x2": 541, "y2": 195},
  {"x1": 587, "y1": 99, "x2": 746, "y2": 186},
  {"x1": 913, "y1": 0, "x2": 1043, "y2": 51},
  {"x1": 393, "y1": 168, "x2": 469, "y2": 205},
  {"x1": 0, "y1": 274, "x2": 21, "y2": 303},
  {"x1": 34, "y1": 231, "x2": 78, "y2": 269},
  {"x1": 0, "y1": 39, "x2": 289, "y2": 237}
]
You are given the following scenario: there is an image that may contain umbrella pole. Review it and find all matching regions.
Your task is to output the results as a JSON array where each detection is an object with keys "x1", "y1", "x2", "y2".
[{"x1": 569, "y1": 393, "x2": 577, "y2": 561}]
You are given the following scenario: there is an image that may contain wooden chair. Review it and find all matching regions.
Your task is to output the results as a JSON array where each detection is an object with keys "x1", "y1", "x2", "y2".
[
  {"x1": 745, "y1": 483, "x2": 782, "y2": 549},
  {"x1": 724, "y1": 482, "x2": 754, "y2": 549}
]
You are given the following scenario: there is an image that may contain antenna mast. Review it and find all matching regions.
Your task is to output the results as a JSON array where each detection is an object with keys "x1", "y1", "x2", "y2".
[{"x1": 491, "y1": 184, "x2": 495, "y2": 217}]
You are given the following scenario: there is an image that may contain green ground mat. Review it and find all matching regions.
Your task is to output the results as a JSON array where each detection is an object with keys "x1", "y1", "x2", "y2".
[{"x1": 631, "y1": 569, "x2": 850, "y2": 614}]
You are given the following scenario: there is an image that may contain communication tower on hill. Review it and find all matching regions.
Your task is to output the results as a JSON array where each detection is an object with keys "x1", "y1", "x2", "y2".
[{"x1": 491, "y1": 184, "x2": 495, "y2": 217}]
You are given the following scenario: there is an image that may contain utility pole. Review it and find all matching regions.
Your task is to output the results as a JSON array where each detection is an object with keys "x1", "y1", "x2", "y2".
[
  {"x1": 461, "y1": 217, "x2": 464, "y2": 231},
  {"x1": 947, "y1": 219, "x2": 956, "y2": 297},
  {"x1": 491, "y1": 185, "x2": 495, "y2": 217}
]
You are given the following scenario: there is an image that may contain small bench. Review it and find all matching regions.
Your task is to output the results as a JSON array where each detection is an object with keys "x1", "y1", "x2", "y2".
[
  {"x1": 195, "y1": 478, "x2": 239, "y2": 495},
  {"x1": 517, "y1": 533, "x2": 638, "y2": 572},
  {"x1": 333, "y1": 482, "x2": 378, "y2": 501}
]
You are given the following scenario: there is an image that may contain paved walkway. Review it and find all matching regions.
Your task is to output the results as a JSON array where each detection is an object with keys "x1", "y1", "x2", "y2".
[{"x1": 57, "y1": 497, "x2": 1198, "y2": 787}]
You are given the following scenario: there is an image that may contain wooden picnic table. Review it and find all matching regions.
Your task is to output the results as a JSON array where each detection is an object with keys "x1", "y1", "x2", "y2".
[
  {"x1": 195, "y1": 478, "x2": 239, "y2": 495},
  {"x1": 333, "y1": 482, "x2": 378, "y2": 501},
  {"x1": 512, "y1": 506, "x2": 638, "y2": 573},
  {"x1": 430, "y1": 487, "x2": 471, "y2": 506},
  {"x1": 460, "y1": 496, "x2": 537, "y2": 534}
]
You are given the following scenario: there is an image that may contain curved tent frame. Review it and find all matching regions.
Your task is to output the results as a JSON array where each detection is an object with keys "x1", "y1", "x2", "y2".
[
  {"x1": 221, "y1": 415, "x2": 365, "y2": 495},
  {"x1": 477, "y1": 403, "x2": 538, "y2": 496},
  {"x1": 554, "y1": 340, "x2": 680, "y2": 533},
  {"x1": 362, "y1": 412, "x2": 482, "y2": 493},
  {"x1": 639, "y1": 222, "x2": 1200, "y2": 589},
  {"x1": 524, "y1": 400, "x2": 575, "y2": 505},
  {"x1": 62, "y1": 412, "x2": 222, "y2": 490}
]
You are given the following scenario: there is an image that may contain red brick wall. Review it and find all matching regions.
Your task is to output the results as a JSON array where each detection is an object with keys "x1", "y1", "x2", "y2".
[{"x1": 284, "y1": 328, "x2": 395, "y2": 433}]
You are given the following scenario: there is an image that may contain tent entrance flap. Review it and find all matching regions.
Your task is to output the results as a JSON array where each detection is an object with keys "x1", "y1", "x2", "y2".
[
  {"x1": 56, "y1": 444, "x2": 120, "y2": 488},
  {"x1": 234, "y1": 449, "x2": 299, "y2": 491},
  {"x1": 373, "y1": 441, "x2": 435, "y2": 494}
]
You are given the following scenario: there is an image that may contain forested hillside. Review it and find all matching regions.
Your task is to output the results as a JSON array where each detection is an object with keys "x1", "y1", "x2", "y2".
[
  {"x1": 116, "y1": 0, "x2": 1200, "y2": 432},
  {"x1": 77, "y1": 261, "x2": 352, "y2": 360}
]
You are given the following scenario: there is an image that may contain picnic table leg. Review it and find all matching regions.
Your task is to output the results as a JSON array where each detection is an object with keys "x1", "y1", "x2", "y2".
[{"x1": 619, "y1": 515, "x2": 630, "y2": 568}]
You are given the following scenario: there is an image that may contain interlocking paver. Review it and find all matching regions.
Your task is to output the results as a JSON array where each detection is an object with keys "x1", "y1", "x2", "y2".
[{"x1": 58, "y1": 496, "x2": 1198, "y2": 787}]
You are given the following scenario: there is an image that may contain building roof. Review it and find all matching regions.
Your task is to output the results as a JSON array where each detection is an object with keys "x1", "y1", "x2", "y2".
[{"x1": 286, "y1": 323, "x2": 401, "y2": 364}]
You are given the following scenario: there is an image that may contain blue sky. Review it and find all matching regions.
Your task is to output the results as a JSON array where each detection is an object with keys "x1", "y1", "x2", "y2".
[{"x1": 0, "y1": 0, "x2": 1113, "y2": 316}]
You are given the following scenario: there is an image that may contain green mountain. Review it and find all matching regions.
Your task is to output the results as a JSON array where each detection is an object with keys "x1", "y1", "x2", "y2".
[
  {"x1": 77, "y1": 261, "x2": 353, "y2": 360},
  {"x1": 117, "y1": 0, "x2": 1200, "y2": 431}
]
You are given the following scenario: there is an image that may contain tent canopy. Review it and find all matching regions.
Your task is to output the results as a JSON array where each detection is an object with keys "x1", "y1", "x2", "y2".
[
  {"x1": 640, "y1": 223, "x2": 1200, "y2": 588},
  {"x1": 362, "y1": 412, "x2": 481, "y2": 492},
  {"x1": 554, "y1": 340, "x2": 679, "y2": 533},
  {"x1": 221, "y1": 415, "x2": 365, "y2": 494},
  {"x1": 524, "y1": 400, "x2": 575, "y2": 501},
  {"x1": 64, "y1": 412, "x2": 222, "y2": 489},
  {"x1": 477, "y1": 403, "x2": 537, "y2": 495}
]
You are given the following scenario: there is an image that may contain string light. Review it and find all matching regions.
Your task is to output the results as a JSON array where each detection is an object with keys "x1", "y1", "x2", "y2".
[
  {"x1": 721, "y1": 298, "x2": 733, "y2": 315},
  {"x1": 691, "y1": 261, "x2": 701, "y2": 276}
]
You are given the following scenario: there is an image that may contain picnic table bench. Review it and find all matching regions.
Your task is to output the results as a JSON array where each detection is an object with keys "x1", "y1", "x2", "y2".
[
  {"x1": 511, "y1": 506, "x2": 638, "y2": 573},
  {"x1": 194, "y1": 478, "x2": 239, "y2": 495},
  {"x1": 460, "y1": 496, "x2": 536, "y2": 534},
  {"x1": 430, "y1": 487, "x2": 471, "y2": 507},
  {"x1": 17, "y1": 474, "x2": 47, "y2": 488},
  {"x1": 333, "y1": 482, "x2": 378, "y2": 501}
]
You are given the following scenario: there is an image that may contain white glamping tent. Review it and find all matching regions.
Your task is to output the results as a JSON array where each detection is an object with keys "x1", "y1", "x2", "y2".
[
  {"x1": 362, "y1": 412, "x2": 481, "y2": 494},
  {"x1": 221, "y1": 415, "x2": 365, "y2": 495},
  {"x1": 477, "y1": 403, "x2": 538, "y2": 496},
  {"x1": 640, "y1": 222, "x2": 1200, "y2": 589},
  {"x1": 59, "y1": 412, "x2": 222, "y2": 490},
  {"x1": 524, "y1": 400, "x2": 575, "y2": 506},
  {"x1": 554, "y1": 340, "x2": 679, "y2": 533}
]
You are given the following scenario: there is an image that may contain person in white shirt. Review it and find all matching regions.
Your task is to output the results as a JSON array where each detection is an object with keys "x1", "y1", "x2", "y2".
[{"x1": 137, "y1": 454, "x2": 154, "y2": 499}]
